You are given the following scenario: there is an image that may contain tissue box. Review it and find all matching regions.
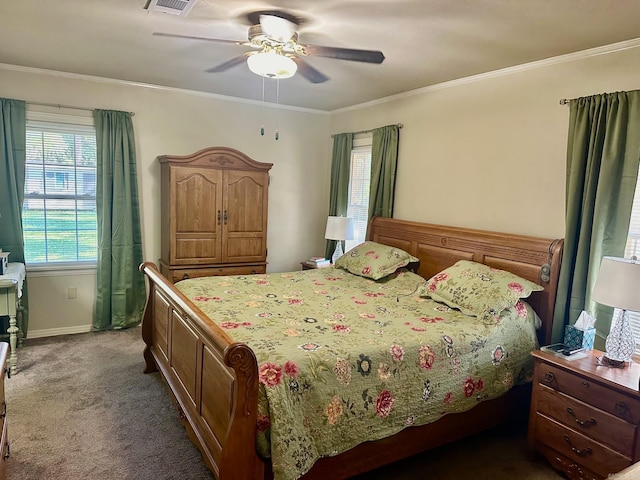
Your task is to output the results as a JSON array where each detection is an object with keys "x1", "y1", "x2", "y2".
[{"x1": 564, "y1": 325, "x2": 595, "y2": 351}]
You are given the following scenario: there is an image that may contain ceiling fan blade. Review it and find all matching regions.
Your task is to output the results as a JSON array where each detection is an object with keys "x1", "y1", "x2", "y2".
[
  {"x1": 303, "y1": 45, "x2": 385, "y2": 64},
  {"x1": 206, "y1": 53, "x2": 251, "y2": 73},
  {"x1": 292, "y1": 57, "x2": 329, "y2": 84},
  {"x1": 153, "y1": 32, "x2": 244, "y2": 46}
]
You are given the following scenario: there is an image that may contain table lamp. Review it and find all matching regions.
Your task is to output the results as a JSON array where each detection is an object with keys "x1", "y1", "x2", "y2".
[
  {"x1": 591, "y1": 256, "x2": 640, "y2": 366},
  {"x1": 325, "y1": 216, "x2": 354, "y2": 264}
]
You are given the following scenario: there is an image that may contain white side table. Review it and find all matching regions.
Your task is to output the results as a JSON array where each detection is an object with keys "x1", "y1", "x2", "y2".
[{"x1": 0, "y1": 262, "x2": 26, "y2": 375}]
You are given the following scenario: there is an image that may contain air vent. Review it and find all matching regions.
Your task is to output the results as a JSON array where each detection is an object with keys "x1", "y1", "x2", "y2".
[{"x1": 146, "y1": 0, "x2": 197, "y2": 16}]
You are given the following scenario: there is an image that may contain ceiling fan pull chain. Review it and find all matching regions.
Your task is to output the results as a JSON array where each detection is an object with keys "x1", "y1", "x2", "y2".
[
  {"x1": 260, "y1": 76, "x2": 265, "y2": 136},
  {"x1": 275, "y1": 79, "x2": 279, "y2": 140}
]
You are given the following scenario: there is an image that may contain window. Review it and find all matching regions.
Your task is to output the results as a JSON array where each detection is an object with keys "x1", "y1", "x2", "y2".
[
  {"x1": 624, "y1": 167, "x2": 640, "y2": 352},
  {"x1": 22, "y1": 113, "x2": 97, "y2": 265},
  {"x1": 345, "y1": 137, "x2": 372, "y2": 252}
]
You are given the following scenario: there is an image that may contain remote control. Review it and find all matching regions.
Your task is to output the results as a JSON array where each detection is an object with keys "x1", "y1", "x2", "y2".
[{"x1": 562, "y1": 347, "x2": 584, "y2": 356}]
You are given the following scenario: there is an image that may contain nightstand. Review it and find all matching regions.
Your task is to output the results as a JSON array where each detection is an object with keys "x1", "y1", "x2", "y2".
[
  {"x1": 528, "y1": 349, "x2": 640, "y2": 479},
  {"x1": 300, "y1": 261, "x2": 332, "y2": 270}
]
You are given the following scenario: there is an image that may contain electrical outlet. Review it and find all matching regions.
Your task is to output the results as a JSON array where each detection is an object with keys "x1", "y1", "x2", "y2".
[{"x1": 68, "y1": 287, "x2": 77, "y2": 300}]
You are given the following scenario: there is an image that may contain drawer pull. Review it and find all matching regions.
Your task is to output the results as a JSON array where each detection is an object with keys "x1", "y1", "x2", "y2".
[
  {"x1": 563, "y1": 435, "x2": 592, "y2": 457},
  {"x1": 182, "y1": 274, "x2": 190, "y2": 280},
  {"x1": 615, "y1": 401, "x2": 629, "y2": 416},
  {"x1": 217, "y1": 210, "x2": 222, "y2": 225},
  {"x1": 581, "y1": 380, "x2": 590, "y2": 388},
  {"x1": 566, "y1": 407, "x2": 596, "y2": 427},
  {"x1": 567, "y1": 463, "x2": 585, "y2": 478},
  {"x1": 543, "y1": 372, "x2": 555, "y2": 383},
  {"x1": 4, "y1": 440, "x2": 9, "y2": 459}
]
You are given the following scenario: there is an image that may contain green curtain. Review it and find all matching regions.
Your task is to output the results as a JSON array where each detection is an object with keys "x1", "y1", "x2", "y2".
[
  {"x1": 93, "y1": 109, "x2": 145, "y2": 331},
  {"x1": 0, "y1": 98, "x2": 29, "y2": 338},
  {"x1": 369, "y1": 124, "x2": 400, "y2": 218},
  {"x1": 325, "y1": 133, "x2": 354, "y2": 259},
  {"x1": 552, "y1": 90, "x2": 640, "y2": 343}
]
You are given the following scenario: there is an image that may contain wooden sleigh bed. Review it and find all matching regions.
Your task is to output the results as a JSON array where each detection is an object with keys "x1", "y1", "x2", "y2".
[{"x1": 140, "y1": 216, "x2": 564, "y2": 479}]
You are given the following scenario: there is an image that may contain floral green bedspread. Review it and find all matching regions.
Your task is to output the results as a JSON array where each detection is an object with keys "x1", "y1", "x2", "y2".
[{"x1": 176, "y1": 267, "x2": 539, "y2": 480}]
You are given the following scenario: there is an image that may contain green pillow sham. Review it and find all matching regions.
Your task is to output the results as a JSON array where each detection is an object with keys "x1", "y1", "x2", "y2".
[
  {"x1": 335, "y1": 241, "x2": 419, "y2": 280},
  {"x1": 419, "y1": 260, "x2": 543, "y2": 323}
]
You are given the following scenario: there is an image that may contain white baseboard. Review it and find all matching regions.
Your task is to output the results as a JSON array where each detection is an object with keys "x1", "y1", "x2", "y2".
[{"x1": 28, "y1": 325, "x2": 93, "y2": 339}]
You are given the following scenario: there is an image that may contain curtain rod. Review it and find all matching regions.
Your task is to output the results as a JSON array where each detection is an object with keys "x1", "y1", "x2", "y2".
[
  {"x1": 331, "y1": 123, "x2": 403, "y2": 138},
  {"x1": 559, "y1": 99, "x2": 571, "y2": 105},
  {"x1": 27, "y1": 101, "x2": 135, "y2": 116}
]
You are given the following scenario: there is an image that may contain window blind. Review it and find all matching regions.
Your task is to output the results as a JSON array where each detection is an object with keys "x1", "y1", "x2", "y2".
[
  {"x1": 624, "y1": 166, "x2": 640, "y2": 352},
  {"x1": 345, "y1": 146, "x2": 372, "y2": 252},
  {"x1": 23, "y1": 118, "x2": 98, "y2": 265}
]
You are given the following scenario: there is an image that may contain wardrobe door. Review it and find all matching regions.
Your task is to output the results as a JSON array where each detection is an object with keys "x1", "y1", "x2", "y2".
[
  {"x1": 172, "y1": 166, "x2": 223, "y2": 265},
  {"x1": 222, "y1": 169, "x2": 268, "y2": 264}
]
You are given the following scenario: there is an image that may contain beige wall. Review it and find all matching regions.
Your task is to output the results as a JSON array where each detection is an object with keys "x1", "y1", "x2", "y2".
[
  {"x1": 3, "y1": 42, "x2": 640, "y2": 337},
  {"x1": 329, "y1": 44, "x2": 640, "y2": 239},
  {"x1": 25, "y1": 270, "x2": 96, "y2": 337},
  {"x1": 0, "y1": 67, "x2": 331, "y2": 336}
]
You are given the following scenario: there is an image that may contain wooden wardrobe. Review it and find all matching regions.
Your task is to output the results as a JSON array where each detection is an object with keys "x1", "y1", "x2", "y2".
[{"x1": 159, "y1": 147, "x2": 273, "y2": 283}]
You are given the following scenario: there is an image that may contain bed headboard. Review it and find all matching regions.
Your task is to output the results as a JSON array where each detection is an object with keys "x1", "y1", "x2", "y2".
[{"x1": 367, "y1": 217, "x2": 564, "y2": 346}]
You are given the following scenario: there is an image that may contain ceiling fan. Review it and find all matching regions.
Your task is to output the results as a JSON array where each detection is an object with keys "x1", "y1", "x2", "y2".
[{"x1": 153, "y1": 10, "x2": 385, "y2": 83}]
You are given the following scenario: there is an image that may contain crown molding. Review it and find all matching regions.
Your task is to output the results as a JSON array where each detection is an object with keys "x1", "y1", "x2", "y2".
[
  {"x1": 331, "y1": 37, "x2": 640, "y2": 114},
  {"x1": 0, "y1": 62, "x2": 327, "y2": 115}
]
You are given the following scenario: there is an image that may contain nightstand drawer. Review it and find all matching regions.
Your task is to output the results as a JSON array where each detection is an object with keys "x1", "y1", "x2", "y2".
[
  {"x1": 537, "y1": 384, "x2": 636, "y2": 455},
  {"x1": 537, "y1": 363, "x2": 640, "y2": 424},
  {"x1": 535, "y1": 412, "x2": 631, "y2": 477},
  {"x1": 535, "y1": 442, "x2": 600, "y2": 480}
]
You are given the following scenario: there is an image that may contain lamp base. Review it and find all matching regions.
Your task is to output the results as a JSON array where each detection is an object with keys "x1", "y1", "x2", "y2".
[
  {"x1": 597, "y1": 356, "x2": 630, "y2": 368},
  {"x1": 331, "y1": 242, "x2": 344, "y2": 265},
  {"x1": 603, "y1": 309, "x2": 635, "y2": 367}
]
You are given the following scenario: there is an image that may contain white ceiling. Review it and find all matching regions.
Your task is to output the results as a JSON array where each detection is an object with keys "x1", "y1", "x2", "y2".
[{"x1": 2, "y1": 0, "x2": 640, "y2": 111}]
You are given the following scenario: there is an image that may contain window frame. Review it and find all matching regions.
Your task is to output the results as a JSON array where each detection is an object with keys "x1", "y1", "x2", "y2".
[{"x1": 23, "y1": 110, "x2": 98, "y2": 272}]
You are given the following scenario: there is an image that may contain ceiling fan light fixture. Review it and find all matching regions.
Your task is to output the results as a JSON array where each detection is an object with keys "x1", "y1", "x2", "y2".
[
  {"x1": 247, "y1": 51, "x2": 297, "y2": 79},
  {"x1": 259, "y1": 14, "x2": 295, "y2": 43}
]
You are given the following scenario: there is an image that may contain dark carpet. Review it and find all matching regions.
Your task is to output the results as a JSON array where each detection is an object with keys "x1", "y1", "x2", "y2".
[{"x1": 5, "y1": 328, "x2": 562, "y2": 479}]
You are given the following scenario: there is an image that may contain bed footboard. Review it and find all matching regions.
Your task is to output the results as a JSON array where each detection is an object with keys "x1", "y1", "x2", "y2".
[{"x1": 140, "y1": 262, "x2": 266, "y2": 480}]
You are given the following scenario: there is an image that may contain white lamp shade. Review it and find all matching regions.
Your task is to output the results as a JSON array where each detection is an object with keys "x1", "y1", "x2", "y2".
[
  {"x1": 324, "y1": 216, "x2": 354, "y2": 241},
  {"x1": 592, "y1": 256, "x2": 640, "y2": 312},
  {"x1": 247, "y1": 51, "x2": 297, "y2": 79}
]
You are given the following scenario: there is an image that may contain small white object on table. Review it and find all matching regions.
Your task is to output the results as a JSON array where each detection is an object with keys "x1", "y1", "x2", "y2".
[{"x1": 0, "y1": 262, "x2": 26, "y2": 375}]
